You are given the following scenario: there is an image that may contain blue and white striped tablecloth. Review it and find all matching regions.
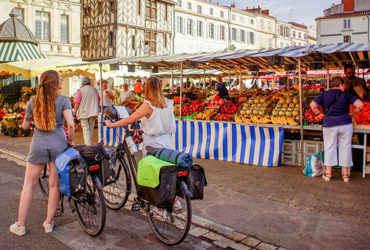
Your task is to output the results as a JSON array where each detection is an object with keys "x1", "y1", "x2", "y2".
[{"x1": 98, "y1": 116, "x2": 284, "y2": 167}]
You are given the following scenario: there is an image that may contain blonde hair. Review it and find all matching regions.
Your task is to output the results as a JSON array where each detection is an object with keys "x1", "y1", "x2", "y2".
[
  {"x1": 144, "y1": 77, "x2": 166, "y2": 108},
  {"x1": 33, "y1": 70, "x2": 59, "y2": 131}
]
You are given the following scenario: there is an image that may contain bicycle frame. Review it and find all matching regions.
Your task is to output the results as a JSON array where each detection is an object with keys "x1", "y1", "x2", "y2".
[{"x1": 112, "y1": 125, "x2": 193, "y2": 202}]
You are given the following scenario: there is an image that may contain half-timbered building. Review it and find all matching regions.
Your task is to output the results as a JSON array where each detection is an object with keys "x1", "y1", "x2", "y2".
[{"x1": 81, "y1": 0, "x2": 175, "y2": 61}]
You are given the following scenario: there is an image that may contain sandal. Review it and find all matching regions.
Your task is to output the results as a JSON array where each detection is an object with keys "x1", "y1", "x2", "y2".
[
  {"x1": 322, "y1": 173, "x2": 331, "y2": 182},
  {"x1": 342, "y1": 175, "x2": 350, "y2": 183}
]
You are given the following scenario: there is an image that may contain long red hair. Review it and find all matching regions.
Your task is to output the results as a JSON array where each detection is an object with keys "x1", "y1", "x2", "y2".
[{"x1": 33, "y1": 70, "x2": 60, "y2": 130}]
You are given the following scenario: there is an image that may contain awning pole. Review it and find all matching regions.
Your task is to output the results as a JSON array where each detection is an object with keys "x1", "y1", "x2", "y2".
[
  {"x1": 179, "y1": 62, "x2": 183, "y2": 120},
  {"x1": 171, "y1": 69, "x2": 174, "y2": 92},
  {"x1": 99, "y1": 63, "x2": 103, "y2": 112},
  {"x1": 326, "y1": 69, "x2": 330, "y2": 91},
  {"x1": 298, "y1": 58, "x2": 304, "y2": 168},
  {"x1": 238, "y1": 66, "x2": 242, "y2": 95},
  {"x1": 203, "y1": 69, "x2": 206, "y2": 90},
  {"x1": 228, "y1": 69, "x2": 231, "y2": 89}
]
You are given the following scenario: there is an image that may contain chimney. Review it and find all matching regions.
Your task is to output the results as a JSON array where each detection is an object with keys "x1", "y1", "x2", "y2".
[
  {"x1": 342, "y1": 0, "x2": 354, "y2": 12},
  {"x1": 262, "y1": 9, "x2": 269, "y2": 15}
]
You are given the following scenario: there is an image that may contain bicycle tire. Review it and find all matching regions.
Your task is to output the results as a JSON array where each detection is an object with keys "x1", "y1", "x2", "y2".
[
  {"x1": 38, "y1": 165, "x2": 49, "y2": 199},
  {"x1": 102, "y1": 158, "x2": 131, "y2": 210},
  {"x1": 147, "y1": 179, "x2": 192, "y2": 245},
  {"x1": 74, "y1": 175, "x2": 106, "y2": 237}
]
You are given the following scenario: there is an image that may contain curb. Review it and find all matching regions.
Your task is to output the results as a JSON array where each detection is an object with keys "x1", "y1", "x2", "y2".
[{"x1": 0, "y1": 147, "x2": 284, "y2": 250}]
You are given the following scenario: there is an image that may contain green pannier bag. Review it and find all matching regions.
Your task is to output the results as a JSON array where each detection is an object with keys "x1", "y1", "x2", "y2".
[{"x1": 137, "y1": 156, "x2": 178, "y2": 209}]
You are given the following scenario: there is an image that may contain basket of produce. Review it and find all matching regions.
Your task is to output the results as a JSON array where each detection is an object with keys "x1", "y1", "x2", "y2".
[{"x1": 174, "y1": 100, "x2": 205, "y2": 119}]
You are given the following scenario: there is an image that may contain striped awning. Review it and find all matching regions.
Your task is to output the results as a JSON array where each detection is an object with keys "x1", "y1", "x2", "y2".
[{"x1": 0, "y1": 41, "x2": 46, "y2": 62}]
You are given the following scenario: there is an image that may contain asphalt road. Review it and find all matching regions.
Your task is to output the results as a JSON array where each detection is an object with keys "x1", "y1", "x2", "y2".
[{"x1": 0, "y1": 155, "x2": 222, "y2": 250}]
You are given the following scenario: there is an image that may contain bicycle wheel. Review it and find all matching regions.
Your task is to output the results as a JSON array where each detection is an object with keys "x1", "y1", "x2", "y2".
[
  {"x1": 73, "y1": 175, "x2": 106, "y2": 237},
  {"x1": 102, "y1": 158, "x2": 131, "y2": 210},
  {"x1": 38, "y1": 165, "x2": 49, "y2": 199},
  {"x1": 147, "y1": 179, "x2": 192, "y2": 245}
]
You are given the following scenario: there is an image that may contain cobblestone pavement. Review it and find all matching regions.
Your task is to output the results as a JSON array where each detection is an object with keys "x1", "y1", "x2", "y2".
[{"x1": 0, "y1": 145, "x2": 284, "y2": 250}]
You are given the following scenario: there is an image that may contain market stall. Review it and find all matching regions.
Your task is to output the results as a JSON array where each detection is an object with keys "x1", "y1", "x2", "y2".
[{"x1": 89, "y1": 43, "x2": 369, "y2": 173}]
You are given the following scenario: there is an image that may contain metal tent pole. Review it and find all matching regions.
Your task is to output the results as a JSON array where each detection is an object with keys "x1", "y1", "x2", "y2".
[
  {"x1": 228, "y1": 69, "x2": 231, "y2": 87},
  {"x1": 298, "y1": 58, "x2": 304, "y2": 167},
  {"x1": 239, "y1": 66, "x2": 242, "y2": 94},
  {"x1": 203, "y1": 69, "x2": 206, "y2": 90},
  {"x1": 171, "y1": 69, "x2": 174, "y2": 92},
  {"x1": 99, "y1": 63, "x2": 103, "y2": 112},
  {"x1": 326, "y1": 69, "x2": 330, "y2": 91},
  {"x1": 179, "y1": 62, "x2": 183, "y2": 120}
]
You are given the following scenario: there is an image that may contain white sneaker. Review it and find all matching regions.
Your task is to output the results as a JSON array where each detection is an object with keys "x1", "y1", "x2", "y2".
[
  {"x1": 43, "y1": 220, "x2": 54, "y2": 233},
  {"x1": 9, "y1": 222, "x2": 26, "y2": 236}
]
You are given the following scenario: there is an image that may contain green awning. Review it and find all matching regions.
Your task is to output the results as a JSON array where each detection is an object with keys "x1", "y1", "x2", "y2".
[{"x1": 0, "y1": 41, "x2": 46, "y2": 62}]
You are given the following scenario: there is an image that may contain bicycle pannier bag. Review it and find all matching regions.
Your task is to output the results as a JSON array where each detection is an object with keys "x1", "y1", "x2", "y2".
[
  {"x1": 137, "y1": 156, "x2": 177, "y2": 209},
  {"x1": 55, "y1": 148, "x2": 87, "y2": 197},
  {"x1": 74, "y1": 142, "x2": 107, "y2": 164},
  {"x1": 176, "y1": 164, "x2": 207, "y2": 200},
  {"x1": 187, "y1": 164, "x2": 207, "y2": 200},
  {"x1": 99, "y1": 148, "x2": 117, "y2": 186}
]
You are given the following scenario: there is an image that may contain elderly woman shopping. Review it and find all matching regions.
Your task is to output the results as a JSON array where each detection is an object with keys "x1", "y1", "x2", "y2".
[{"x1": 310, "y1": 77, "x2": 363, "y2": 182}]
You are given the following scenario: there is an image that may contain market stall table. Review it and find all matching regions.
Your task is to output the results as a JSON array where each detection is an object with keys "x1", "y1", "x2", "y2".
[{"x1": 98, "y1": 115, "x2": 284, "y2": 167}]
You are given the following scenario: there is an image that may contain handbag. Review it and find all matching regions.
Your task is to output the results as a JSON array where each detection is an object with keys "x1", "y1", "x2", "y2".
[{"x1": 352, "y1": 84, "x2": 367, "y2": 100}]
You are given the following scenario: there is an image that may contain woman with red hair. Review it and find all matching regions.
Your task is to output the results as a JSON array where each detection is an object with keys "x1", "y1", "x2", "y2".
[{"x1": 10, "y1": 70, "x2": 75, "y2": 236}]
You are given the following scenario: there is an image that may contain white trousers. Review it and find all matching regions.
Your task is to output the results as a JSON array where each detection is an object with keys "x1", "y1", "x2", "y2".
[
  {"x1": 80, "y1": 117, "x2": 96, "y2": 146},
  {"x1": 323, "y1": 123, "x2": 353, "y2": 167}
]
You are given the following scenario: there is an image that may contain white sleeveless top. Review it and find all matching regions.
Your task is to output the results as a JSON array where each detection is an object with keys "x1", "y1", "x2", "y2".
[
  {"x1": 141, "y1": 98, "x2": 176, "y2": 136},
  {"x1": 102, "y1": 88, "x2": 113, "y2": 106}
]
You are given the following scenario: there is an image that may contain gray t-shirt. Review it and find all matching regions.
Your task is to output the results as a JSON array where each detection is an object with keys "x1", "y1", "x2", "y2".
[{"x1": 26, "y1": 95, "x2": 72, "y2": 130}]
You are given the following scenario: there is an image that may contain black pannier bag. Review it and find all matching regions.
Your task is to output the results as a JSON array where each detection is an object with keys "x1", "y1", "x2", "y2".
[
  {"x1": 74, "y1": 142, "x2": 107, "y2": 165},
  {"x1": 74, "y1": 143, "x2": 116, "y2": 186},
  {"x1": 69, "y1": 158, "x2": 88, "y2": 196},
  {"x1": 137, "y1": 165, "x2": 178, "y2": 210},
  {"x1": 177, "y1": 164, "x2": 207, "y2": 200},
  {"x1": 100, "y1": 148, "x2": 117, "y2": 186}
]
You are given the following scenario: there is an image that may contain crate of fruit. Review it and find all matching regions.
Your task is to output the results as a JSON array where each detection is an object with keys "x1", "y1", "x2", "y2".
[{"x1": 174, "y1": 100, "x2": 205, "y2": 118}]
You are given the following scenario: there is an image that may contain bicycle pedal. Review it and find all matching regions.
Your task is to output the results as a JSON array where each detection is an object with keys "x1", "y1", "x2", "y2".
[
  {"x1": 54, "y1": 208, "x2": 63, "y2": 217},
  {"x1": 131, "y1": 203, "x2": 141, "y2": 211}
]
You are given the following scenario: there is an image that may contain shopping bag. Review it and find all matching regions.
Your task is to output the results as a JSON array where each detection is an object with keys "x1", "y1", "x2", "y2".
[{"x1": 303, "y1": 151, "x2": 326, "y2": 177}]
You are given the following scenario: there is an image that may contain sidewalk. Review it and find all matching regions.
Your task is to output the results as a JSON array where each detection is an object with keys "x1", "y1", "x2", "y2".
[{"x1": 1, "y1": 129, "x2": 370, "y2": 249}]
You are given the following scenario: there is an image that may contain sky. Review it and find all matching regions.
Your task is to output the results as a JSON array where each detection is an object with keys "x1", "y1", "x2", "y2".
[{"x1": 217, "y1": 0, "x2": 340, "y2": 28}]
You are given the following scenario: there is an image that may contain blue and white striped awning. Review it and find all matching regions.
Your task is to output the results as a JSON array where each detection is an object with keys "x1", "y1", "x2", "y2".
[
  {"x1": 62, "y1": 42, "x2": 370, "y2": 73},
  {"x1": 0, "y1": 41, "x2": 46, "y2": 62}
]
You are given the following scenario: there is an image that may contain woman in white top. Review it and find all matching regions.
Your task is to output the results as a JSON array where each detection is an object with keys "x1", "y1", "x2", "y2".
[
  {"x1": 104, "y1": 77, "x2": 176, "y2": 156},
  {"x1": 102, "y1": 80, "x2": 113, "y2": 108}
]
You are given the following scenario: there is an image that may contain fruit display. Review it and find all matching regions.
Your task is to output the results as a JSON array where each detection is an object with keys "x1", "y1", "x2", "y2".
[
  {"x1": 172, "y1": 96, "x2": 187, "y2": 104},
  {"x1": 174, "y1": 100, "x2": 205, "y2": 117},
  {"x1": 220, "y1": 101, "x2": 242, "y2": 115},
  {"x1": 236, "y1": 95, "x2": 275, "y2": 124},
  {"x1": 303, "y1": 105, "x2": 323, "y2": 124},
  {"x1": 351, "y1": 101, "x2": 370, "y2": 125},
  {"x1": 270, "y1": 96, "x2": 300, "y2": 125},
  {"x1": 193, "y1": 108, "x2": 218, "y2": 120},
  {"x1": 213, "y1": 113, "x2": 234, "y2": 122},
  {"x1": 206, "y1": 98, "x2": 224, "y2": 108}
]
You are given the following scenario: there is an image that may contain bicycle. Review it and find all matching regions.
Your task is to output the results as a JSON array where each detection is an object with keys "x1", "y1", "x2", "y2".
[
  {"x1": 38, "y1": 153, "x2": 106, "y2": 237},
  {"x1": 102, "y1": 117, "x2": 193, "y2": 245}
]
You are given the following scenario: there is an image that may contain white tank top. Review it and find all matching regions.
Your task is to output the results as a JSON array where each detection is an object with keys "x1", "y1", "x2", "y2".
[
  {"x1": 102, "y1": 88, "x2": 113, "y2": 106},
  {"x1": 141, "y1": 98, "x2": 176, "y2": 136}
]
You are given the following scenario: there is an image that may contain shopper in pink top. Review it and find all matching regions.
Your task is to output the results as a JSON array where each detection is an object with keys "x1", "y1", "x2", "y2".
[{"x1": 74, "y1": 77, "x2": 100, "y2": 145}]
